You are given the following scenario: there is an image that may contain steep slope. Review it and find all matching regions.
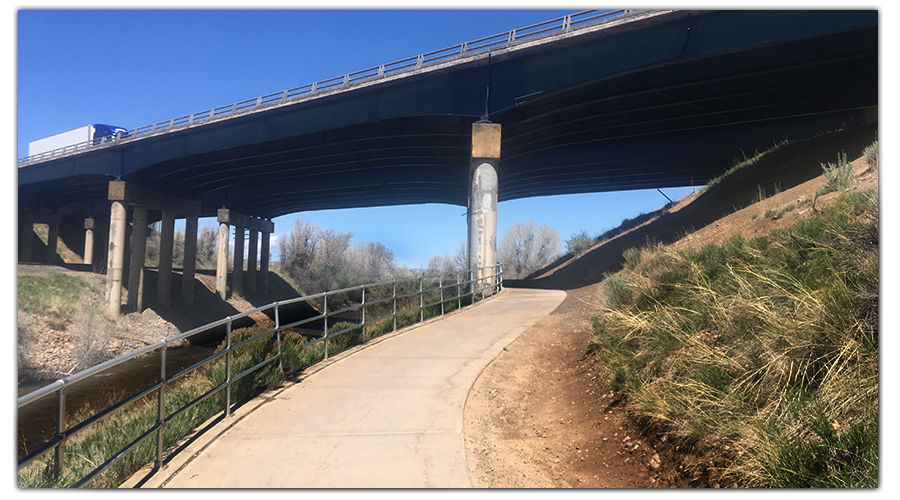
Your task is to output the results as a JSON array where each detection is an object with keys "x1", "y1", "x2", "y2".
[{"x1": 464, "y1": 124, "x2": 878, "y2": 488}]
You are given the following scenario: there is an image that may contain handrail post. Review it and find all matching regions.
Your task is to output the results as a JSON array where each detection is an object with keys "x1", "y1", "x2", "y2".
[
  {"x1": 225, "y1": 318, "x2": 232, "y2": 418},
  {"x1": 155, "y1": 344, "x2": 167, "y2": 469},
  {"x1": 439, "y1": 274, "x2": 444, "y2": 316},
  {"x1": 361, "y1": 287, "x2": 366, "y2": 335},
  {"x1": 457, "y1": 271, "x2": 461, "y2": 310},
  {"x1": 392, "y1": 281, "x2": 397, "y2": 332},
  {"x1": 419, "y1": 276, "x2": 424, "y2": 323},
  {"x1": 54, "y1": 387, "x2": 66, "y2": 476},
  {"x1": 323, "y1": 294, "x2": 329, "y2": 360},
  {"x1": 275, "y1": 303, "x2": 283, "y2": 373}
]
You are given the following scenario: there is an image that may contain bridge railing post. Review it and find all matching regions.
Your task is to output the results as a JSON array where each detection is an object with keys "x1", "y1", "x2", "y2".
[{"x1": 392, "y1": 281, "x2": 397, "y2": 332}]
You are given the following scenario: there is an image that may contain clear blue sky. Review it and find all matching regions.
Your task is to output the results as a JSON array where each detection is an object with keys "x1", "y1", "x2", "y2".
[{"x1": 9, "y1": 3, "x2": 869, "y2": 270}]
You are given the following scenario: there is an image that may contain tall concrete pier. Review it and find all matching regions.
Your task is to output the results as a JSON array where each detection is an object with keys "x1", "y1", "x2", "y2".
[{"x1": 467, "y1": 122, "x2": 500, "y2": 285}]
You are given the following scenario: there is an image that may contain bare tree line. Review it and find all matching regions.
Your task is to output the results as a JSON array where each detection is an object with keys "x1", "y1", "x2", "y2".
[{"x1": 140, "y1": 217, "x2": 572, "y2": 294}]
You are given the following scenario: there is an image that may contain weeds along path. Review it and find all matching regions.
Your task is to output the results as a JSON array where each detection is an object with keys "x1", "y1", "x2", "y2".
[{"x1": 124, "y1": 287, "x2": 565, "y2": 488}]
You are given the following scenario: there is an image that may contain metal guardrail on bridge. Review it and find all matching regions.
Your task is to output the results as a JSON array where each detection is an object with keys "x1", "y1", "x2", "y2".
[
  {"x1": 17, "y1": 10, "x2": 648, "y2": 167},
  {"x1": 17, "y1": 264, "x2": 502, "y2": 488}
]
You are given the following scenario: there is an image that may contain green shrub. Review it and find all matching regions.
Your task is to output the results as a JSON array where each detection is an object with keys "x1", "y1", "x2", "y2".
[
  {"x1": 863, "y1": 141, "x2": 878, "y2": 172},
  {"x1": 566, "y1": 229, "x2": 595, "y2": 255},
  {"x1": 601, "y1": 273, "x2": 634, "y2": 309},
  {"x1": 819, "y1": 151, "x2": 856, "y2": 195},
  {"x1": 622, "y1": 247, "x2": 642, "y2": 270}
]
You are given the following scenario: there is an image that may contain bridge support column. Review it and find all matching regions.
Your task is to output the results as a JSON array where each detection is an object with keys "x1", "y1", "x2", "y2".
[
  {"x1": 260, "y1": 224, "x2": 271, "y2": 295},
  {"x1": 157, "y1": 211, "x2": 175, "y2": 307},
  {"x1": 182, "y1": 215, "x2": 198, "y2": 305},
  {"x1": 105, "y1": 181, "x2": 200, "y2": 317},
  {"x1": 467, "y1": 122, "x2": 501, "y2": 289},
  {"x1": 216, "y1": 219, "x2": 229, "y2": 300},
  {"x1": 107, "y1": 201, "x2": 128, "y2": 317},
  {"x1": 46, "y1": 220, "x2": 59, "y2": 261},
  {"x1": 18, "y1": 212, "x2": 62, "y2": 263},
  {"x1": 127, "y1": 206, "x2": 148, "y2": 313},
  {"x1": 83, "y1": 218, "x2": 94, "y2": 267},
  {"x1": 247, "y1": 226, "x2": 258, "y2": 294},
  {"x1": 233, "y1": 224, "x2": 245, "y2": 297},
  {"x1": 19, "y1": 214, "x2": 33, "y2": 263},
  {"x1": 216, "y1": 209, "x2": 275, "y2": 300}
]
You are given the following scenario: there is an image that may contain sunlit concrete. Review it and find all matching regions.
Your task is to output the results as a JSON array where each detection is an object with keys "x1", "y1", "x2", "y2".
[{"x1": 124, "y1": 287, "x2": 566, "y2": 488}]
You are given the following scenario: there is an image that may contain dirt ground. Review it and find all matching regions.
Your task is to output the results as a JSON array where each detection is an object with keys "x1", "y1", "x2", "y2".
[{"x1": 463, "y1": 135, "x2": 877, "y2": 488}]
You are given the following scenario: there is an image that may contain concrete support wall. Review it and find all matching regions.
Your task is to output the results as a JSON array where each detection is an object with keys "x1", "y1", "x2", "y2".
[
  {"x1": 106, "y1": 201, "x2": 128, "y2": 317},
  {"x1": 467, "y1": 122, "x2": 501, "y2": 285},
  {"x1": 127, "y1": 206, "x2": 148, "y2": 312},
  {"x1": 182, "y1": 215, "x2": 198, "y2": 304},
  {"x1": 83, "y1": 218, "x2": 94, "y2": 267}
]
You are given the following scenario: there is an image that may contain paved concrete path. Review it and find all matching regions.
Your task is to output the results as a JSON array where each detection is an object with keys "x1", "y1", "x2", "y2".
[{"x1": 125, "y1": 287, "x2": 565, "y2": 488}]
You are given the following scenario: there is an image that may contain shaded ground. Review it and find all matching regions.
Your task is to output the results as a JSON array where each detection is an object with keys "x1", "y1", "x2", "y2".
[{"x1": 463, "y1": 125, "x2": 878, "y2": 488}]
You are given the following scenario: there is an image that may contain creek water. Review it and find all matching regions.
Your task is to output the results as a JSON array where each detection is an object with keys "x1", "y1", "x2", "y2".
[
  {"x1": 16, "y1": 298, "x2": 359, "y2": 462},
  {"x1": 17, "y1": 344, "x2": 217, "y2": 460}
]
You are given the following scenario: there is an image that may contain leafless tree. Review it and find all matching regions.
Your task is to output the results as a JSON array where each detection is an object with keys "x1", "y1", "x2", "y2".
[
  {"x1": 196, "y1": 226, "x2": 218, "y2": 269},
  {"x1": 497, "y1": 221, "x2": 561, "y2": 279}
]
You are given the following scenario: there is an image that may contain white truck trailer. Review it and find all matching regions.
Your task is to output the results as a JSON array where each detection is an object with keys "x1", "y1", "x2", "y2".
[{"x1": 27, "y1": 124, "x2": 128, "y2": 157}]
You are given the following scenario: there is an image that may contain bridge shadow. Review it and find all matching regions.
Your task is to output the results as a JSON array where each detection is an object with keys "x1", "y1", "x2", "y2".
[
  {"x1": 525, "y1": 125, "x2": 877, "y2": 292},
  {"x1": 131, "y1": 268, "x2": 320, "y2": 346}
]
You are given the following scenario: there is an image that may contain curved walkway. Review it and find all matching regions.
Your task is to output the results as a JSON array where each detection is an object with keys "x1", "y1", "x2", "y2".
[{"x1": 124, "y1": 287, "x2": 566, "y2": 488}]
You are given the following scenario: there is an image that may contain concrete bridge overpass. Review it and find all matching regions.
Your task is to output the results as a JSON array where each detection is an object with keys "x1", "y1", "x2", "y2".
[{"x1": 17, "y1": 9, "x2": 877, "y2": 316}]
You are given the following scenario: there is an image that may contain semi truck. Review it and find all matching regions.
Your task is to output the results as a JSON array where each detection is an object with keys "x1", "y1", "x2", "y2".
[{"x1": 27, "y1": 124, "x2": 128, "y2": 157}]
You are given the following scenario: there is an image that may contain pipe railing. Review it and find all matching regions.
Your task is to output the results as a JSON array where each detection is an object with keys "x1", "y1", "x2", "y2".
[
  {"x1": 17, "y1": 10, "x2": 652, "y2": 166},
  {"x1": 17, "y1": 263, "x2": 502, "y2": 487}
]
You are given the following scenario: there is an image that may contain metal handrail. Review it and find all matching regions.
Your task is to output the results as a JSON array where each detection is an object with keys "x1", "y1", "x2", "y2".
[
  {"x1": 17, "y1": 9, "x2": 651, "y2": 166},
  {"x1": 17, "y1": 263, "x2": 502, "y2": 487}
]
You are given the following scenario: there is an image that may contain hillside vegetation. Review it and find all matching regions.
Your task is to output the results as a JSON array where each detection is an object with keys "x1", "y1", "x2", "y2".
[{"x1": 589, "y1": 144, "x2": 879, "y2": 487}]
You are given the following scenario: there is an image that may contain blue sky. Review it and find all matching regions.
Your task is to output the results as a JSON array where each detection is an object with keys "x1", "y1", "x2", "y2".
[{"x1": 10, "y1": 3, "x2": 877, "y2": 270}]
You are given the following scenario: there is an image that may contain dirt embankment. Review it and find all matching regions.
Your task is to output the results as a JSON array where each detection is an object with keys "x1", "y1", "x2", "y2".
[{"x1": 463, "y1": 125, "x2": 878, "y2": 488}]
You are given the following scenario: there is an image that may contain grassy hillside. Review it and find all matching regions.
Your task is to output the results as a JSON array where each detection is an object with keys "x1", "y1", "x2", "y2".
[{"x1": 589, "y1": 151, "x2": 878, "y2": 487}]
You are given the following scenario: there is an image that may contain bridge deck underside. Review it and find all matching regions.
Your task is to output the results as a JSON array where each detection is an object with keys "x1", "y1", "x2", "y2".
[{"x1": 18, "y1": 11, "x2": 876, "y2": 219}]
